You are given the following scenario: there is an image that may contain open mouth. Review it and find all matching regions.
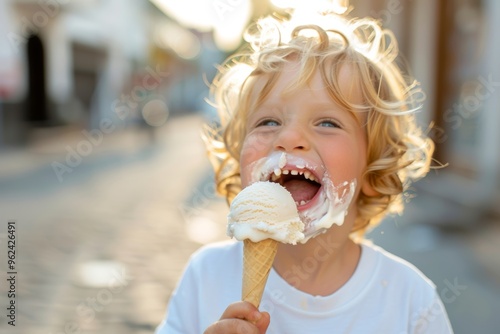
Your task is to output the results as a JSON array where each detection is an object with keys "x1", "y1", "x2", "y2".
[
  {"x1": 264, "y1": 165, "x2": 356, "y2": 242},
  {"x1": 267, "y1": 166, "x2": 322, "y2": 208},
  {"x1": 247, "y1": 152, "x2": 357, "y2": 242}
]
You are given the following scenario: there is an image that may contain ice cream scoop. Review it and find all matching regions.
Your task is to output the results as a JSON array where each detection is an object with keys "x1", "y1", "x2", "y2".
[
  {"x1": 227, "y1": 181, "x2": 305, "y2": 307},
  {"x1": 227, "y1": 181, "x2": 305, "y2": 244}
]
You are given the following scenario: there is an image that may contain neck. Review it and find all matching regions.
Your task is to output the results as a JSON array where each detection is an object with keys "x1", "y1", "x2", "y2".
[{"x1": 273, "y1": 231, "x2": 361, "y2": 296}]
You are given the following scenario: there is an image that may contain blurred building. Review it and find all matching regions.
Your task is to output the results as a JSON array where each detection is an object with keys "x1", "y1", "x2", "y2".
[
  {"x1": 0, "y1": 0, "x2": 222, "y2": 146},
  {"x1": 351, "y1": 0, "x2": 500, "y2": 222}
]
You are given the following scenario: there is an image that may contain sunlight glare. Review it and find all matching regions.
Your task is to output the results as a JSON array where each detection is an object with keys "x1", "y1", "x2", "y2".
[{"x1": 150, "y1": 0, "x2": 253, "y2": 51}]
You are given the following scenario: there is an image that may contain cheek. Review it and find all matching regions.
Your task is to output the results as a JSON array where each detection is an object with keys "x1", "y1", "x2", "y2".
[
  {"x1": 239, "y1": 150, "x2": 253, "y2": 187},
  {"x1": 239, "y1": 134, "x2": 273, "y2": 186},
  {"x1": 244, "y1": 131, "x2": 274, "y2": 153},
  {"x1": 323, "y1": 140, "x2": 367, "y2": 184}
]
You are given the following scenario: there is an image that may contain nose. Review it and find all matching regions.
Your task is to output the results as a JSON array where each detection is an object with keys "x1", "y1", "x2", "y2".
[{"x1": 274, "y1": 123, "x2": 310, "y2": 152}]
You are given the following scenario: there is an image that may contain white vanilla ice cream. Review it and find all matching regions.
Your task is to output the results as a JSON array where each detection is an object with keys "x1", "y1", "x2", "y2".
[{"x1": 227, "y1": 181, "x2": 305, "y2": 244}]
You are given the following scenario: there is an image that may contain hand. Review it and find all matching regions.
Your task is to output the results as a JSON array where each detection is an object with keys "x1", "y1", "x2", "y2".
[{"x1": 204, "y1": 301, "x2": 270, "y2": 334}]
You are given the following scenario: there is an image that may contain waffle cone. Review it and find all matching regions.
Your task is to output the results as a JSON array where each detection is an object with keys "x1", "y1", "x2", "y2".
[{"x1": 242, "y1": 239, "x2": 278, "y2": 308}]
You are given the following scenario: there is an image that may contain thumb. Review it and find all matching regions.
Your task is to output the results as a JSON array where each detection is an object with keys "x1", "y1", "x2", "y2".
[{"x1": 255, "y1": 311, "x2": 270, "y2": 334}]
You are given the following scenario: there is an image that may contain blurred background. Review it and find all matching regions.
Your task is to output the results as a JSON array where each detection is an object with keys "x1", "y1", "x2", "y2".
[{"x1": 0, "y1": 0, "x2": 499, "y2": 333}]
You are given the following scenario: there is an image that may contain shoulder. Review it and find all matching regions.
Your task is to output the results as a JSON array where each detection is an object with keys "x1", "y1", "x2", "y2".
[
  {"x1": 360, "y1": 240, "x2": 439, "y2": 311},
  {"x1": 188, "y1": 239, "x2": 243, "y2": 272},
  {"x1": 159, "y1": 240, "x2": 243, "y2": 333},
  {"x1": 190, "y1": 239, "x2": 242, "y2": 261},
  {"x1": 180, "y1": 240, "x2": 243, "y2": 314},
  {"x1": 362, "y1": 241, "x2": 436, "y2": 289},
  {"x1": 173, "y1": 240, "x2": 243, "y2": 298},
  {"x1": 360, "y1": 242, "x2": 454, "y2": 332}
]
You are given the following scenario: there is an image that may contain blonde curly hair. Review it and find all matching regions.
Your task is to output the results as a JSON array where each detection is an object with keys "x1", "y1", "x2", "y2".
[{"x1": 204, "y1": 6, "x2": 434, "y2": 235}]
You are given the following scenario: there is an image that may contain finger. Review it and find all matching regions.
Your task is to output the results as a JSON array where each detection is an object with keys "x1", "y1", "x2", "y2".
[
  {"x1": 255, "y1": 311, "x2": 270, "y2": 334},
  {"x1": 205, "y1": 318, "x2": 260, "y2": 334},
  {"x1": 220, "y1": 301, "x2": 261, "y2": 322}
]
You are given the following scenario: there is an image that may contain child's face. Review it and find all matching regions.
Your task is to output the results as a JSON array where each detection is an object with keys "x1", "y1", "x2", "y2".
[{"x1": 239, "y1": 61, "x2": 371, "y2": 235}]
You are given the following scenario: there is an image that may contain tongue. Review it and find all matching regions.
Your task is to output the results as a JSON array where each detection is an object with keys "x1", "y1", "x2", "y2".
[{"x1": 283, "y1": 179, "x2": 320, "y2": 204}]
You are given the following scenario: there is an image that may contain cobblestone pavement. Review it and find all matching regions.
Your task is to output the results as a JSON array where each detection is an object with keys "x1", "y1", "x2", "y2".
[
  {"x1": 0, "y1": 114, "x2": 228, "y2": 334},
  {"x1": 0, "y1": 113, "x2": 499, "y2": 334}
]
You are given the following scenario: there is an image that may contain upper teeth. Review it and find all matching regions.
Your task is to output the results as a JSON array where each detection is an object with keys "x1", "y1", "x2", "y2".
[{"x1": 270, "y1": 168, "x2": 318, "y2": 182}]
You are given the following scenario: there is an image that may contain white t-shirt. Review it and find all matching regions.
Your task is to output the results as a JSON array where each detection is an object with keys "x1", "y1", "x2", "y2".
[{"x1": 156, "y1": 240, "x2": 453, "y2": 334}]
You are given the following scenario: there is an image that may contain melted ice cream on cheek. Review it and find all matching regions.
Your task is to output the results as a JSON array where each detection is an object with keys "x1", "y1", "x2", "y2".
[
  {"x1": 243, "y1": 152, "x2": 357, "y2": 244},
  {"x1": 299, "y1": 176, "x2": 356, "y2": 243}
]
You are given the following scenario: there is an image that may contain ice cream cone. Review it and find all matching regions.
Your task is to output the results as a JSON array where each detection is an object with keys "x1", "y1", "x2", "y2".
[{"x1": 242, "y1": 238, "x2": 278, "y2": 308}]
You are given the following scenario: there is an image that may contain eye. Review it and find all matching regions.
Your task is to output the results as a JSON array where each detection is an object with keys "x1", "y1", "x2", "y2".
[
  {"x1": 317, "y1": 119, "x2": 341, "y2": 128},
  {"x1": 256, "y1": 118, "x2": 280, "y2": 127}
]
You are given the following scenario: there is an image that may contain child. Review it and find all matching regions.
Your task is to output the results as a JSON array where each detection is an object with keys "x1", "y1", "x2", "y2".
[{"x1": 156, "y1": 2, "x2": 453, "y2": 333}]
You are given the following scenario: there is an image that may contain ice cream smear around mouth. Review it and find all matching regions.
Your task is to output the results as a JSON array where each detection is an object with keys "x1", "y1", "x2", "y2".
[
  {"x1": 227, "y1": 181, "x2": 305, "y2": 244},
  {"x1": 244, "y1": 152, "x2": 356, "y2": 243}
]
